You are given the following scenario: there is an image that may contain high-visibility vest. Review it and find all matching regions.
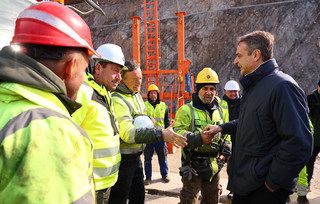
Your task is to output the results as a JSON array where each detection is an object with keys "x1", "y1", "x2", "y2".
[
  {"x1": 112, "y1": 91, "x2": 147, "y2": 154},
  {"x1": 73, "y1": 73, "x2": 121, "y2": 191},
  {"x1": 145, "y1": 101, "x2": 166, "y2": 129},
  {"x1": 0, "y1": 83, "x2": 94, "y2": 203},
  {"x1": 220, "y1": 99, "x2": 230, "y2": 121},
  {"x1": 296, "y1": 166, "x2": 308, "y2": 196}
]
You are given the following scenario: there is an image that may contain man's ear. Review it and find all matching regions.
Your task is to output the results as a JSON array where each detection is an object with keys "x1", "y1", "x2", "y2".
[
  {"x1": 94, "y1": 63, "x2": 102, "y2": 74},
  {"x1": 252, "y1": 49, "x2": 262, "y2": 62},
  {"x1": 65, "y1": 57, "x2": 77, "y2": 79}
]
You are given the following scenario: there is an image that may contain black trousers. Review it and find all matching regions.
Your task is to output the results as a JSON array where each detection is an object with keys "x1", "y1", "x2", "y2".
[
  {"x1": 232, "y1": 184, "x2": 289, "y2": 204},
  {"x1": 306, "y1": 146, "x2": 320, "y2": 184},
  {"x1": 109, "y1": 154, "x2": 145, "y2": 204}
]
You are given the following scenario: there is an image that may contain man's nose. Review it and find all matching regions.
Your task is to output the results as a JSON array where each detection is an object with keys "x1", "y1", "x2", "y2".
[
  {"x1": 116, "y1": 72, "x2": 122, "y2": 80},
  {"x1": 234, "y1": 57, "x2": 238, "y2": 65}
]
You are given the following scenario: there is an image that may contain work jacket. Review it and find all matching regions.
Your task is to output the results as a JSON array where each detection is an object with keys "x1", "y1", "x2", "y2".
[
  {"x1": 73, "y1": 73, "x2": 121, "y2": 191},
  {"x1": 221, "y1": 59, "x2": 313, "y2": 195},
  {"x1": 174, "y1": 93, "x2": 231, "y2": 178},
  {"x1": 111, "y1": 82, "x2": 163, "y2": 155},
  {"x1": 0, "y1": 46, "x2": 94, "y2": 203}
]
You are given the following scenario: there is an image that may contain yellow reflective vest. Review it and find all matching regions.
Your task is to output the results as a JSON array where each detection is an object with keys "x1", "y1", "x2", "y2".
[
  {"x1": 73, "y1": 73, "x2": 121, "y2": 191},
  {"x1": 145, "y1": 101, "x2": 166, "y2": 129}
]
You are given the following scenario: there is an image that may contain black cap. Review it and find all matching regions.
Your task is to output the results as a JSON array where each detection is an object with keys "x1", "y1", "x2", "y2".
[{"x1": 196, "y1": 83, "x2": 216, "y2": 93}]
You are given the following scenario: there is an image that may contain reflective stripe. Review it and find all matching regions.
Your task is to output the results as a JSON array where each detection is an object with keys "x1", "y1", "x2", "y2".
[
  {"x1": 129, "y1": 127, "x2": 138, "y2": 143},
  {"x1": 93, "y1": 162, "x2": 119, "y2": 178},
  {"x1": 119, "y1": 115, "x2": 133, "y2": 122},
  {"x1": 93, "y1": 146, "x2": 119, "y2": 159},
  {"x1": 71, "y1": 189, "x2": 94, "y2": 204},
  {"x1": 154, "y1": 118, "x2": 164, "y2": 121},
  {"x1": 186, "y1": 103, "x2": 195, "y2": 132},
  {"x1": 0, "y1": 107, "x2": 90, "y2": 147},
  {"x1": 120, "y1": 146, "x2": 144, "y2": 154},
  {"x1": 18, "y1": 9, "x2": 92, "y2": 52},
  {"x1": 88, "y1": 174, "x2": 92, "y2": 183},
  {"x1": 112, "y1": 92, "x2": 133, "y2": 114},
  {"x1": 296, "y1": 184, "x2": 308, "y2": 196}
]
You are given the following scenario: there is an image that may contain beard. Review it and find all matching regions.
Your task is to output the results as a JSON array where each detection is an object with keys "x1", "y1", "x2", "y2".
[{"x1": 199, "y1": 94, "x2": 214, "y2": 104}]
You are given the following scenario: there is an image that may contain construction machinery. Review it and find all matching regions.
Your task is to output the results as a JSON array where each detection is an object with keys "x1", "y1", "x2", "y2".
[
  {"x1": 35, "y1": 0, "x2": 105, "y2": 16},
  {"x1": 131, "y1": 0, "x2": 193, "y2": 153}
]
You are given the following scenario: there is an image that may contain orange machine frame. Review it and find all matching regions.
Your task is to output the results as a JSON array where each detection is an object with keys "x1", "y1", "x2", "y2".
[{"x1": 132, "y1": 1, "x2": 193, "y2": 153}]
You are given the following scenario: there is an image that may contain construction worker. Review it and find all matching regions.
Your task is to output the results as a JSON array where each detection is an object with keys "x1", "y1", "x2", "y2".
[
  {"x1": 174, "y1": 67, "x2": 231, "y2": 204},
  {"x1": 72, "y1": 43, "x2": 127, "y2": 204},
  {"x1": 221, "y1": 80, "x2": 241, "y2": 200},
  {"x1": 144, "y1": 84, "x2": 170, "y2": 185},
  {"x1": 108, "y1": 60, "x2": 187, "y2": 204},
  {"x1": 296, "y1": 167, "x2": 310, "y2": 204},
  {"x1": 293, "y1": 119, "x2": 314, "y2": 204},
  {"x1": 0, "y1": 2, "x2": 98, "y2": 203},
  {"x1": 306, "y1": 80, "x2": 320, "y2": 192}
]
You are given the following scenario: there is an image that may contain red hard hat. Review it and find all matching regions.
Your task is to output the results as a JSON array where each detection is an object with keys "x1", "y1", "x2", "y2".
[{"x1": 11, "y1": 2, "x2": 99, "y2": 56}]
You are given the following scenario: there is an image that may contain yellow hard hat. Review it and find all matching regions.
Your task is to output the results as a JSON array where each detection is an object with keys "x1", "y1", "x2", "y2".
[
  {"x1": 196, "y1": 67, "x2": 219, "y2": 84},
  {"x1": 147, "y1": 84, "x2": 159, "y2": 92}
]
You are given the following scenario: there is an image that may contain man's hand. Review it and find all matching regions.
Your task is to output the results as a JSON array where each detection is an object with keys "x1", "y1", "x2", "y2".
[
  {"x1": 203, "y1": 124, "x2": 222, "y2": 137},
  {"x1": 217, "y1": 155, "x2": 225, "y2": 162},
  {"x1": 162, "y1": 122, "x2": 187, "y2": 148},
  {"x1": 150, "y1": 117, "x2": 156, "y2": 125},
  {"x1": 200, "y1": 130, "x2": 214, "y2": 144}
]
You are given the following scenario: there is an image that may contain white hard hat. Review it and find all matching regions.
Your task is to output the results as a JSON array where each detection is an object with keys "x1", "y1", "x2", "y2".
[
  {"x1": 92, "y1": 43, "x2": 126, "y2": 69},
  {"x1": 133, "y1": 115, "x2": 154, "y2": 128},
  {"x1": 224, "y1": 80, "x2": 240, "y2": 91}
]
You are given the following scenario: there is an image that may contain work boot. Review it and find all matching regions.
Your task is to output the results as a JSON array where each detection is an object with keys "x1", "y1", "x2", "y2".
[
  {"x1": 162, "y1": 176, "x2": 170, "y2": 183},
  {"x1": 297, "y1": 195, "x2": 310, "y2": 204},
  {"x1": 144, "y1": 178, "x2": 151, "y2": 185}
]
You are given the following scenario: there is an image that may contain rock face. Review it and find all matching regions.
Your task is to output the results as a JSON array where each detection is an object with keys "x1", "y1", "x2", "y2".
[{"x1": 77, "y1": 0, "x2": 319, "y2": 96}]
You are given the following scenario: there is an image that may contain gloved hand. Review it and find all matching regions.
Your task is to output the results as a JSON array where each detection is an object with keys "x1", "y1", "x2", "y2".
[{"x1": 179, "y1": 165, "x2": 198, "y2": 181}]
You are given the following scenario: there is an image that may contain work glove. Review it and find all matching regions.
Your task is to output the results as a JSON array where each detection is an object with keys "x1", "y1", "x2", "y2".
[{"x1": 179, "y1": 165, "x2": 198, "y2": 181}]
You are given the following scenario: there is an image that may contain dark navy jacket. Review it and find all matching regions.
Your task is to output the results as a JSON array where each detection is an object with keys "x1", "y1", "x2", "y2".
[{"x1": 221, "y1": 59, "x2": 312, "y2": 195}]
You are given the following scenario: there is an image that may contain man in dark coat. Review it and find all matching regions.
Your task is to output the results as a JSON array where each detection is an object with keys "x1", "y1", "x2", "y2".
[{"x1": 204, "y1": 31, "x2": 312, "y2": 204}]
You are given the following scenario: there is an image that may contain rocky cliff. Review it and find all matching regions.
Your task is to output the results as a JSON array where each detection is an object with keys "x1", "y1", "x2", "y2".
[{"x1": 76, "y1": 0, "x2": 319, "y2": 96}]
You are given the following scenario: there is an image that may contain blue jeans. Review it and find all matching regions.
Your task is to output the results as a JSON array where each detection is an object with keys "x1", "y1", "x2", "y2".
[
  {"x1": 144, "y1": 141, "x2": 168, "y2": 179},
  {"x1": 109, "y1": 154, "x2": 145, "y2": 204}
]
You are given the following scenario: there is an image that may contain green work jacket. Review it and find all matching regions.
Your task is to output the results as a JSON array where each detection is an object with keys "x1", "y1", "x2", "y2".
[
  {"x1": 0, "y1": 46, "x2": 94, "y2": 203},
  {"x1": 111, "y1": 82, "x2": 163, "y2": 155}
]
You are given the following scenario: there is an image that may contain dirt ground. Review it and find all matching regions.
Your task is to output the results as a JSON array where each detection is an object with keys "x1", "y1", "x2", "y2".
[{"x1": 144, "y1": 147, "x2": 320, "y2": 204}]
